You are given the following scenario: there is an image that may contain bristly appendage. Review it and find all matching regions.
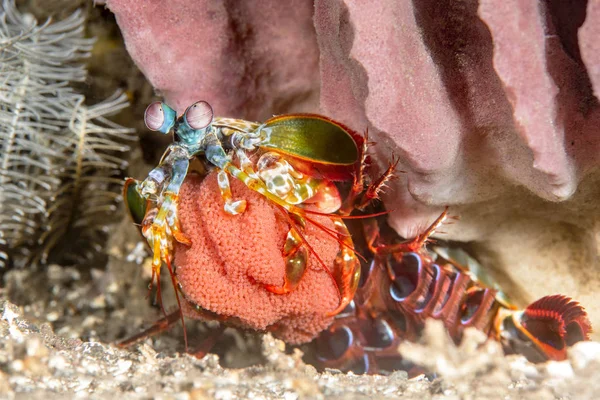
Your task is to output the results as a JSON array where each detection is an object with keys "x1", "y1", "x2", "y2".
[{"x1": 0, "y1": 0, "x2": 135, "y2": 268}]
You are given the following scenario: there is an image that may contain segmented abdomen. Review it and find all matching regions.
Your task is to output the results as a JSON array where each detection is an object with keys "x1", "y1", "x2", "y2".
[{"x1": 310, "y1": 250, "x2": 503, "y2": 374}]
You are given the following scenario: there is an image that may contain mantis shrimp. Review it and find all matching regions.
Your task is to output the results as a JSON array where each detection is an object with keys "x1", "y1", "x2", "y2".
[
  {"x1": 122, "y1": 101, "x2": 591, "y2": 373},
  {"x1": 123, "y1": 100, "x2": 389, "y2": 349}
]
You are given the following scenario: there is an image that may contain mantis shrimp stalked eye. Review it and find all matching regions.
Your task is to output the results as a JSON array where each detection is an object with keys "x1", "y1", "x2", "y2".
[
  {"x1": 144, "y1": 101, "x2": 176, "y2": 133},
  {"x1": 184, "y1": 100, "x2": 213, "y2": 130}
]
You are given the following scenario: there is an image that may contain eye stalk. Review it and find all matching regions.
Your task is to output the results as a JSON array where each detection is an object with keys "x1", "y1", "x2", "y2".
[
  {"x1": 144, "y1": 102, "x2": 176, "y2": 134},
  {"x1": 183, "y1": 101, "x2": 214, "y2": 130}
]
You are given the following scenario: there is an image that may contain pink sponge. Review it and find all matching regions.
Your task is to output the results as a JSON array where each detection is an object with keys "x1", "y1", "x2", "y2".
[
  {"x1": 173, "y1": 172, "x2": 340, "y2": 344},
  {"x1": 105, "y1": 0, "x2": 319, "y2": 119},
  {"x1": 108, "y1": 0, "x2": 600, "y2": 334}
]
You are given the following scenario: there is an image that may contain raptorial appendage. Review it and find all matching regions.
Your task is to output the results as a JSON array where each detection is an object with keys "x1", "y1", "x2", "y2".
[
  {"x1": 142, "y1": 192, "x2": 190, "y2": 274},
  {"x1": 137, "y1": 146, "x2": 193, "y2": 285}
]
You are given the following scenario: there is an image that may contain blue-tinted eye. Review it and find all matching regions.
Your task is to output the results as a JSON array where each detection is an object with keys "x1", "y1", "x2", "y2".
[
  {"x1": 184, "y1": 101, "x2": 213, "y2": 130},
  {"x1": 144, "y1": 102, "x2": 176, "y2": 133}
]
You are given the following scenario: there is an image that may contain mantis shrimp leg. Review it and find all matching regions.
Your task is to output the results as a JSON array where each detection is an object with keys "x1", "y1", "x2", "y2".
[{"x1": 207, "y1": 145, "x2": 359, "y2": 313}]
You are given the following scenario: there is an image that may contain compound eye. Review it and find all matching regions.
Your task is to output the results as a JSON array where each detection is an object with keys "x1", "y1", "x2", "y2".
[
  {"x1": 144, "y1": 102, "x2": 175, "y2": 133},
  {"x1": 184, "y1": 101, "x2": 213, "y2": 130},
  {"x1": 144, "y1": 102, "x2": 165, "y2": 130}
]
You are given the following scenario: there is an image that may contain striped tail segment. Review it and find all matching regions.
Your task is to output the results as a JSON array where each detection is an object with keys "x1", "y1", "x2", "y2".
[{"x1": 308, "y1": 216, "x2": 591, "y2": 374}]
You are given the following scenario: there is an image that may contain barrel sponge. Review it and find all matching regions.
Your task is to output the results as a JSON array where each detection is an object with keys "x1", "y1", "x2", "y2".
[{"x1": 173, "y1": 172, "x2": 340, "y2": 344}]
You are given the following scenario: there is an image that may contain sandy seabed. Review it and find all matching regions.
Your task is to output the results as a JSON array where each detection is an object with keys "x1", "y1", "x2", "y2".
[
  {"x1": 0, "y1": 212, "x2": 597, "y2": 400},
  {"x1": 2, "y1": 230, "x2": 600, "y2": 400},
  {"x1": 2, "y1": 298, "x2": 600, "y2": 400}
]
